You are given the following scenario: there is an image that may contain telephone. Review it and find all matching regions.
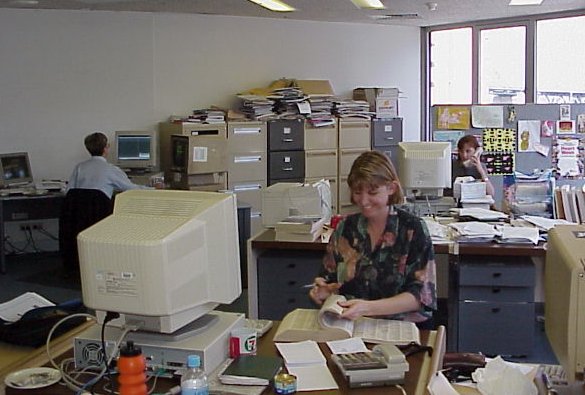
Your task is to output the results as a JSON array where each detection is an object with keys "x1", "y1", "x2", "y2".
[
  {"x1": 474, "y1": 147, "x2": 483, "y2": 159},
  {"x1": 331, "y1": 344, "x2": 409, "y2": 388},
  {"x1": 442, "y1": 352, "x2": 486, "y2": 382}
]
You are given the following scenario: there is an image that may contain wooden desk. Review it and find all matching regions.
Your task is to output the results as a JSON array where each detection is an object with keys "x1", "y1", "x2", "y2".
[
  {"x1": 247, "y1": 228, "x2": 545, "y2": 320},
  {"x1": 3, "y1": 322, "x2": 446, "y2": 395},
  {"x1": 0, "y1": 192, "x2": 64, "y2": 274}
]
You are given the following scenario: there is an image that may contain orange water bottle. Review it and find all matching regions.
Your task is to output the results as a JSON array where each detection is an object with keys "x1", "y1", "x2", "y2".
[{"x1": 118, "y1": 340, "x2": 147, "y2": 395}]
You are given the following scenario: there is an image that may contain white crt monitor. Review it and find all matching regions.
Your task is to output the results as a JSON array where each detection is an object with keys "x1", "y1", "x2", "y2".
[
  {"x1": 545, "y1": 225, "x2": 585, "y2": 383},
  {"x1": 0, "y1": 152, "x2": 33, "y2": 188},
  {"x1": 77, "y1": 189, "x2": 241, "y2": 334},
  {"x1": 397, "y1": 142, "x2": 451, "y2": 199},
  {"x1": 114, "y1": 130, "x2": 159, "y2": 171}
]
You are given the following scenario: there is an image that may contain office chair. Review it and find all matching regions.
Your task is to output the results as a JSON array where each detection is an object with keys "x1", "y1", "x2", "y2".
[{"x1": 59, "y1": 188, "x2": 113, "y2": 278}]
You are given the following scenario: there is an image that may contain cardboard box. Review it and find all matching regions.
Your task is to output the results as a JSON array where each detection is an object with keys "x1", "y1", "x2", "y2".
[
  {"x1": 453, "y1": 177, "x2": 487, "y2": 200},
  {"x1": 353, "y1": 87, "x2": 399, "y2": 117}
]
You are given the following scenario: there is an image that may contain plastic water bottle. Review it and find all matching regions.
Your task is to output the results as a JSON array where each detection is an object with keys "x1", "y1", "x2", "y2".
[{"x1": 181, "y1": 354, "x2": 208, "y2": 395}]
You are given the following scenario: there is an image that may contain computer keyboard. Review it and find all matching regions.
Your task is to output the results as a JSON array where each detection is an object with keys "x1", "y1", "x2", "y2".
[{"x1": 245, "y1": 319, "x2": 273, "y2": 337}]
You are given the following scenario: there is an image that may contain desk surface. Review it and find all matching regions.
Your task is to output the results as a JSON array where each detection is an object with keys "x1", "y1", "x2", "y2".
[
  {"x1": 251, "y1": 228, "x2": 546, "y2": 257},
  {"x1": 2, "y1": 322, "x2": 445, "y2": 395}
]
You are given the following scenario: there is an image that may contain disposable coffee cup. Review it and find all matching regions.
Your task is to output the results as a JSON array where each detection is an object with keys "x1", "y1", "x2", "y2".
[{"x1": 229, "y1": 327, "x2": 257, "y2": 358}]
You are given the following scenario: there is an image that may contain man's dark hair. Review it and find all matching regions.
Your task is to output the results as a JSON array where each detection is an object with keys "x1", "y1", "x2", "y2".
[{"x1": 84, "y1": 132, "x2": 108, "y2": 156}]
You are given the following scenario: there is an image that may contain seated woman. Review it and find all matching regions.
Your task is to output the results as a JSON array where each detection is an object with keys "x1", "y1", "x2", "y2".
[
  {"x1": 451, "y1": 135, "x2": 495, "y2": 198},
  {"x1": 308, "y1": 151, "x2": 437, "y2": 329}
]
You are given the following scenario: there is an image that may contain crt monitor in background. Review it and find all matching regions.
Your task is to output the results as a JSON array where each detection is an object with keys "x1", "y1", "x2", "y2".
[
  {"x1": 77, "y1": 189, "x2": 241, "y2": 334},
  {"x1": 545, "y1": 225, "x2": 585, "y2": 384},
  {"x1": 0, "y1": 152, "x2": 34, "y2": 188},
  {"x1": 397, "y1": 142, "x2": 451, "y2": 199},
  {"x1": 114, "y1": 130, "x2": 159, "y2": 171}
]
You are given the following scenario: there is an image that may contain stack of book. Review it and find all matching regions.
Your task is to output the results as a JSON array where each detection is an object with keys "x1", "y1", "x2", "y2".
[
  {"x1": 554, "y1": 184, "x2": 585, "y2": 224},
  {"x1": 274, "y1": 215, "x2": 328, "y2": 242}
]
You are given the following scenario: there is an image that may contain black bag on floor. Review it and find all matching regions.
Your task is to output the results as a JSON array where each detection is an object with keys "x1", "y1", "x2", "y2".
[{"x1": 0, "y1": 299, "x2": 87, "y2": 347}]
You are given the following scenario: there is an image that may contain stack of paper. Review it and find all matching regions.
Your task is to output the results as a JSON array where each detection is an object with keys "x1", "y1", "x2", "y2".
[
  {"x1": 448, "y1": 221, "x2": 499, "y2": 243},
  {"x1": 274, "y1": 215, "x2": 327, "y2": 242},
  {"x1": 496, "y1": 225, "x2": 540, "y2": 245},
  {"x1": 275, "y1": 341, "x2": 338, "y2": 391}
]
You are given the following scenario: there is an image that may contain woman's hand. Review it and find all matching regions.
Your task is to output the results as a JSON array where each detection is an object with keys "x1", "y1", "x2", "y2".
[
  {"x1": 308, "y1": 277, "x2": 340, "y2": 305},
  {"x1": 337, "y1": 298, "x2": 371, "y2": 320}
]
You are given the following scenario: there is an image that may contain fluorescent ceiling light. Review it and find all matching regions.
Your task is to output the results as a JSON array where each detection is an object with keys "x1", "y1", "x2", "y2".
[
  {"x1": 351, "y1": 0, "x2": 386, "y2": 9},
  {"x1": 509, "y1": 0, "x2": 543, "y2": 5},
  {"x1": 247, "y1": 0, "x2": 295, "y2": 12}
]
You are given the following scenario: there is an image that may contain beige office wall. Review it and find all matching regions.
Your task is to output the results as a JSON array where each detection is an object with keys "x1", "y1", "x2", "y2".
[{"x1": 0, "y1": 9, "x2": 420, "y2": 185}]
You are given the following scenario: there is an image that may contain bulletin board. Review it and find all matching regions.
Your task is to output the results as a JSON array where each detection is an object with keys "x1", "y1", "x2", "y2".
[{"x1": 431, "y1": 103, "x2": 585, "y2": 210}]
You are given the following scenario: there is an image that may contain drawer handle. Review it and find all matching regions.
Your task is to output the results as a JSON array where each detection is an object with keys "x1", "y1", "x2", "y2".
[
  {"x1": 282, "y1": 167, "x2": 294, "y2": 171},
  {"x1": 491, "y1": 307, "x2": 501, "y2": 313},
  {"x1": 287, "y1": 263, "x2": 296, "y2": 269},
  {"x1": 384, "y1": 136, "x2": 395, "y2": 140},
  {"x1": 282, "y1": 138, "x2": 294, "y2": 143},
  {"x1": 492, "y1": 272, "x2": 502, "y2": 278},
  {"x1": 287, "y1": 280, "x2": 297, "y2": 286},
  {"x1": 491, "y1": 288, "x2": 501, "y2": 294}
]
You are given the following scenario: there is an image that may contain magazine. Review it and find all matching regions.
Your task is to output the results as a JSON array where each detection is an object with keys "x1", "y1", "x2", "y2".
[{"x1": 273, "y1": 295, "x2": 420, "y2": 345}]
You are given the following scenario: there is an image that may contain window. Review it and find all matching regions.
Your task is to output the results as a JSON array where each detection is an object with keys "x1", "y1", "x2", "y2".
[
  {"x1": 429, "y1": 28, "x2": 472, "y2": 105},
  {"x1": 479, "y1": 26, "x2": 526, "y2": 104},
  {"x1": 424, "y1": 12, "x2": 585, "y2": 134},
  {"x1": 536, "y1": 15, "x2": 585, "y2": 103}
]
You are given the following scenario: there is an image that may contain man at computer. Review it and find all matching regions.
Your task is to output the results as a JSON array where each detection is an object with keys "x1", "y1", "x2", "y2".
[
  {"x1": 67, "y1": 132, "x2": 151, "y2": 198},
  {"x1": 61, "y1": 132, "x2": 152, "y2": 279}
]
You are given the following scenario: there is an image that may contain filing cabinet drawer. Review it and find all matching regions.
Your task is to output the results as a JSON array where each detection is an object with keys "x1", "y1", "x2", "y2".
[
  {"x1": 268, "y1": 151, "x2": 305, "y2": 180},
  {"x1": 459, "y1": 259, "x2": 535, "y2": 288},
  {"x1": 459, "y1": 285, "x2": 533, "y2": 303},
  {"x1": 227, "y1": 152, "x2": 266, "y2": 182},
  {"x1": 338, "y1": 119, "x2": 371, "y2": 149},
  {"x1": 228, "y1": 181, "x2": 265, "y2": 213},
  {"x1": 305, "y1": 150, "x2": 338, "y2": 178},
  {"x1": 458, "y1": 301, "x2": 534, "y2": 355},
  {"x1": 170, "y1": 135, "x2": 228, "y2": 174},
  {"x1": 227, "y1": 121, "x2": 267, "y2": 152},
  {"x1": 160, "y1": 121, "x2": 227, "y2": 138},
  {"x1": 339, "y1": 148, "x2": 369, "y2": 176},
  {"x1": 268, "y1": 119, "x2": 304, "y2": 151},
  {"x1": 374, "y1": 146, "x2": 400, "y2": 172},
  {"x1": 372, "y1": 118, "x2": 403, "y2": 147},
  {"x1": 304, "y1": 121, "x2": 338, "y2": 150},
  {"x1": 258, "y1": 291, "x2": 315, "y2": 320},
  {"x1": 258, "y1": 251, "x2": 322, "y2": 287}
]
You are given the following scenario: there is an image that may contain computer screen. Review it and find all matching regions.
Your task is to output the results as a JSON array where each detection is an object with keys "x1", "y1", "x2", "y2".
[
  {"x1": 397, "y1": 142, "x2": 452, "y2": 199},
  {"x1": 77, "y1": 189, "x2": 241, "y2": 334},
  {"x1": 0, "y1": 152, "x2": 34, "y2": 188},
  {"x1": 545, "y1": 225, "x2": 585, "y2": 383},
  {"x1": 114, "y1": 130, "x2": 159, "y2": 171}
]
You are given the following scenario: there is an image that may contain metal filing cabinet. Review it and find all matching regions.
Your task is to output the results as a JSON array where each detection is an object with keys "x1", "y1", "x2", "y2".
[
  {"x1": 257, "y1": 250, "x2": 321, "y2": 320},
  {"x1": 267, "y1": 119, "x2": 305, "y2": 185},
  {"x1": 448, "y1": 256, "x2": 535, "y2": 356},
  {"x1": 372, "y1": 118, "x2": 403, "y2": 171},
  {"x1": 304, "y1": 120, "x2": 338, "y2": 212},
  {"x1": 338, "y1": 118, "x2": 371, "y2": 215},
  {"x1": 227, "y1": 120, "x2": 267, "y2": 236}
]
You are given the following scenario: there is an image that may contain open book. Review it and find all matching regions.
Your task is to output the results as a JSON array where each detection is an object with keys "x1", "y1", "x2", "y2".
[{"x1": 273, "y1": 295, "x2": 420, "y2": 345}]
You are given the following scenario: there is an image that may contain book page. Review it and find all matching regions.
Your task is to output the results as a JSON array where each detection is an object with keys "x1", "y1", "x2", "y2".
[
  {"x1": 318, "y1": 294, "x2": 353, "y2": 337},
  {"x1": 352, "y1": 317, "x2": 420, "y2": 345}
]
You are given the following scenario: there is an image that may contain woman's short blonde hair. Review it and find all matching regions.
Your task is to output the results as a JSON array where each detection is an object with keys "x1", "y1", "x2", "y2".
[{"x1": 347, "y1": 150, "x2": 404, "y2": 206}]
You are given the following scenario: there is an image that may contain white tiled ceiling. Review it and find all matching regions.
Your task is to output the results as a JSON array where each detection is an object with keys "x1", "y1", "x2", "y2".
[{"x1": 1, "y1": 0, "x2": 583, "y2": 26}]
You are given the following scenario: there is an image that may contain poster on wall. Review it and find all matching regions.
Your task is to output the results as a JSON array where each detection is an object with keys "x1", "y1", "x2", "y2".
[
  {"x1": 471, "y1": 105, "x2": 504, "y2": 128},
  {"x1": 555, "y1": 138, "x2": 581, "y2": 177},
  {"x1": 517, "y1": 120, "x2": 541, "y2": 152},
  {"x1": 557, "y1": 120, "x2": 576, "y2": 134},
  {"x1": 433, "y1": 130, "x2": 465, "y2": 152},
  {"x1": 484, "y1": 152, "x2": 515, "y2": 175},
  {"x1": 541, "y1": 120, "x2": 555, "y2": 137},
  {"x1": 436, "y1": 106, "x2": 471, "y2": 129},
  {"x1": 482, "y1": 128, "x2": 516, "y2": 152}
]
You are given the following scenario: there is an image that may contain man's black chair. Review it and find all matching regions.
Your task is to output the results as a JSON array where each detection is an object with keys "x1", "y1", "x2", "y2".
[{"x1": 59, "y1": 189, "x2": 113, "y2": 277}]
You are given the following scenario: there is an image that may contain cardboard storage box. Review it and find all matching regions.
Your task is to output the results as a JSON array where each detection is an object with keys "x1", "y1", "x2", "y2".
[{"x1": 353, "y1": 87, "x2": 399, "y2": 118}]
